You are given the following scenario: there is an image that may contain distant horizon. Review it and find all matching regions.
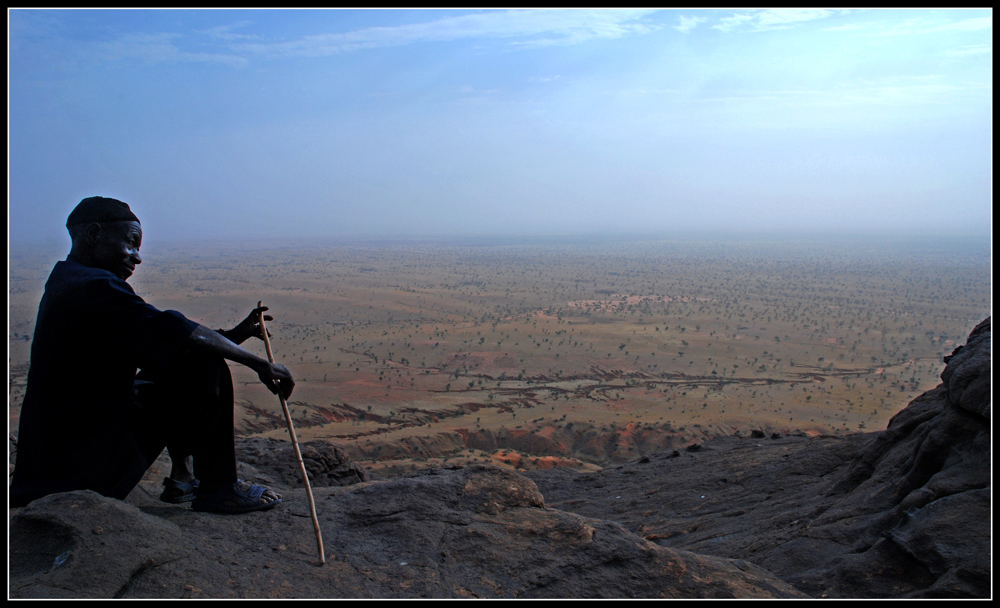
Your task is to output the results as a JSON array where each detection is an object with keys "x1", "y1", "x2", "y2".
[
  {"x1": 9, "y1": 205, "x2": 992, "y2": 246},
  {"x1": 10, "y1": 225, "x2": 993, "y2": 243},
  {"x1": 11, "y1": 227, "x2": 991, "y2": 265}
]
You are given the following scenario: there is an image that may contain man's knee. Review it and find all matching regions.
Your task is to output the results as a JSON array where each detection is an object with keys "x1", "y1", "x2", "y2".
[{"x1": 141, "y1": 349, "x2": 232, "y2": 400}]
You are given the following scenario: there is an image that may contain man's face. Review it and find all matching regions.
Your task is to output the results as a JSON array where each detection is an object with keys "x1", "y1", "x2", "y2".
[{"x1": 93, "y1": 221, "x2": 143, "y2": 280}]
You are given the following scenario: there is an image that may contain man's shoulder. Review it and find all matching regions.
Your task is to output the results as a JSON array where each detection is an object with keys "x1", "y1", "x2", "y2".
[{"x1": 47, "y1": 258, "x2": 135, "y2": 296}]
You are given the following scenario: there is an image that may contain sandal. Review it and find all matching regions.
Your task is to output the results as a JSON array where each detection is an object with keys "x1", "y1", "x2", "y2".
[
  {"x1": 191, "y1": 480, "x2": 282, "y2": 514},
  {"x1": 160, "y1": 477, "x2": 200, "y2": 503}
]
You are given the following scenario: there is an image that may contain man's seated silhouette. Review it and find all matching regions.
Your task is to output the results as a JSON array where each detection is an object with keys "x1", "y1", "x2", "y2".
[{"x1": 10, "y1": 196, "x2": 293, "y2": 514}]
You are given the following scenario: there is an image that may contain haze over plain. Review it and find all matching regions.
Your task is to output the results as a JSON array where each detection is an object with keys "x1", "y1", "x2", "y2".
[{"x1": 8, "y1": 8, "x2": 992, "y2": 244}]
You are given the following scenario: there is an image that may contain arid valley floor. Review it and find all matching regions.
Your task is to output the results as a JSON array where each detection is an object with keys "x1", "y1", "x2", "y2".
[{"x1": 9, "y1": 235, "x2": 991, "y2": 477}]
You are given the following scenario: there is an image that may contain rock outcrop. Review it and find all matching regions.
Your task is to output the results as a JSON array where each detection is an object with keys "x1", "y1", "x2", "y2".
[{"x1": 235, "y1": 436, "x2": 375, "y2": 488}]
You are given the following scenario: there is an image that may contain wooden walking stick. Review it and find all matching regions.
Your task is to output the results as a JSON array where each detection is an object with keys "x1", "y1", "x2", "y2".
[{"x1": 258, "y1": 301, "x2": 326, "y2": 566}]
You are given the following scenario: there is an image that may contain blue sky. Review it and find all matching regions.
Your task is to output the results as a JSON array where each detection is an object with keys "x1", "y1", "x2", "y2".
[{"x1": 8, "y1": 9, "x2": 993, "y2": 243}]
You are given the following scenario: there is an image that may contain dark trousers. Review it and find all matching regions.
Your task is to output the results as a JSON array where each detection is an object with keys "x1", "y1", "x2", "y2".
[{"x1": 132, "y1": 349, "x2": 238, "y2": 489}]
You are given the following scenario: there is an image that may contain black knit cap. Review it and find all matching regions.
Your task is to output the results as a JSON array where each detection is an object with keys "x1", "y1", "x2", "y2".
[{"x1": 66, "y1": 196, "x2": 140, "y2": 228}]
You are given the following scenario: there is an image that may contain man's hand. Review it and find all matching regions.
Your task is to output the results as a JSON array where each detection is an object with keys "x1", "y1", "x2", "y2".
[
  {"x1": 256, "y1": 361, "x2": 295, "y2": 400},
  {"x1": 225, "y1": 306, "x2": 273, "y2": 345}
]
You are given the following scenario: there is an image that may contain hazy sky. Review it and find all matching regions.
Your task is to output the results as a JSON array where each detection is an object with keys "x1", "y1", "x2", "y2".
[{"x1": 8, "y1": 8, "x2": 993, "y2": 244}]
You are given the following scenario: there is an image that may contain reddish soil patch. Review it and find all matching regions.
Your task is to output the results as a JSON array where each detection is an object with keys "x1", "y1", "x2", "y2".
[{"x1": 492, "y1": 450, "x2": 522, "y2": 468}]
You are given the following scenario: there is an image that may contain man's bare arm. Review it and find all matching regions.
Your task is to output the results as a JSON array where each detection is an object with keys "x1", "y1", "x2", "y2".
[
  {"x1": 218, "y1": 305, "x2": 271, "y2": 346},
  {"x1": 188, "y1": 325, "x2": 294, "y2": 399}
]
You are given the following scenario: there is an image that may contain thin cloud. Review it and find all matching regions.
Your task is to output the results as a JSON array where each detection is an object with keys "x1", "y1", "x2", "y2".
[
  {"x1": 825, "y1": 16, "x2": 992, "y2": 37},
  {"x1": 712, "y1": 13, "x2": 754, "y2": 33},
  {"x1": 33, "y1": 10, "x2": 658, "y2": 69},
  {"x1": 713, "y1": 9, "x2": 836, "y2": 33},
  {"x1": 196, "y1": 21, "x2": 262, "y2": 42},
  {"x1": 754, "y1": 9, "x2": 836, "y2": 31},
  {"x1": 227, "y1": 9, "x2": 658, "y2": 58},
  {"x1": 98, "y1": 33, "x2": 248, "y2": 67},
  {"x1": 674, "y1": 15, "x2": 706, "y2": 34}
]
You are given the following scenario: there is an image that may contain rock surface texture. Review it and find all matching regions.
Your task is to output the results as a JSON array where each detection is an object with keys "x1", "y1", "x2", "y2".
[
  {"x1": 9, "y1": 467, "x2": 802, "y2": 598},
  {"x1": 9, "y1": 318, "x2": 990, "y2": 598}
]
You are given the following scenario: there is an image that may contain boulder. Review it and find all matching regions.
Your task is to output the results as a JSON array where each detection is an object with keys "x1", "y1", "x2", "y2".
[
  {"x1": 10, "y1": 490, "x2": 193, "y2": 598},
  {"x1": 236, "y1": 436, "x2": 374, "y2": 488}
]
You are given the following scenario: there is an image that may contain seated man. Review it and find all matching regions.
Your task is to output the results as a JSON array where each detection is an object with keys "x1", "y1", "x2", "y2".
[{"x1": 10, "y1": 196, "x2": 293, "y2": 514}]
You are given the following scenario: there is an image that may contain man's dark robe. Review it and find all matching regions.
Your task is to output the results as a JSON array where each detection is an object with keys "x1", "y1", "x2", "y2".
[{"x1": 10, "y1": 256, "x2": 199, "y2": 506}]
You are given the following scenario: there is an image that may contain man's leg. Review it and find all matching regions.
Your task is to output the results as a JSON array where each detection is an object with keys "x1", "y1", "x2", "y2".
[
  {"x1": 135, "y1": 350, "x2": 237, "y2": 486},
  {"x1": 167, "y1": 453, "x2": 195, "y2": 485},
  {"x1": 134, "y1": 350, "x2": 279, "y2": 508},
  {"x1": 133, "y1": 375, "x2": 196, "y2": 500}
]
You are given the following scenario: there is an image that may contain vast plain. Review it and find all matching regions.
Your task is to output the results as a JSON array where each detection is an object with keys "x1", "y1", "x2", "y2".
[{"x1": 9, "y1": 235, "x2": 991, "y2": 476}]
